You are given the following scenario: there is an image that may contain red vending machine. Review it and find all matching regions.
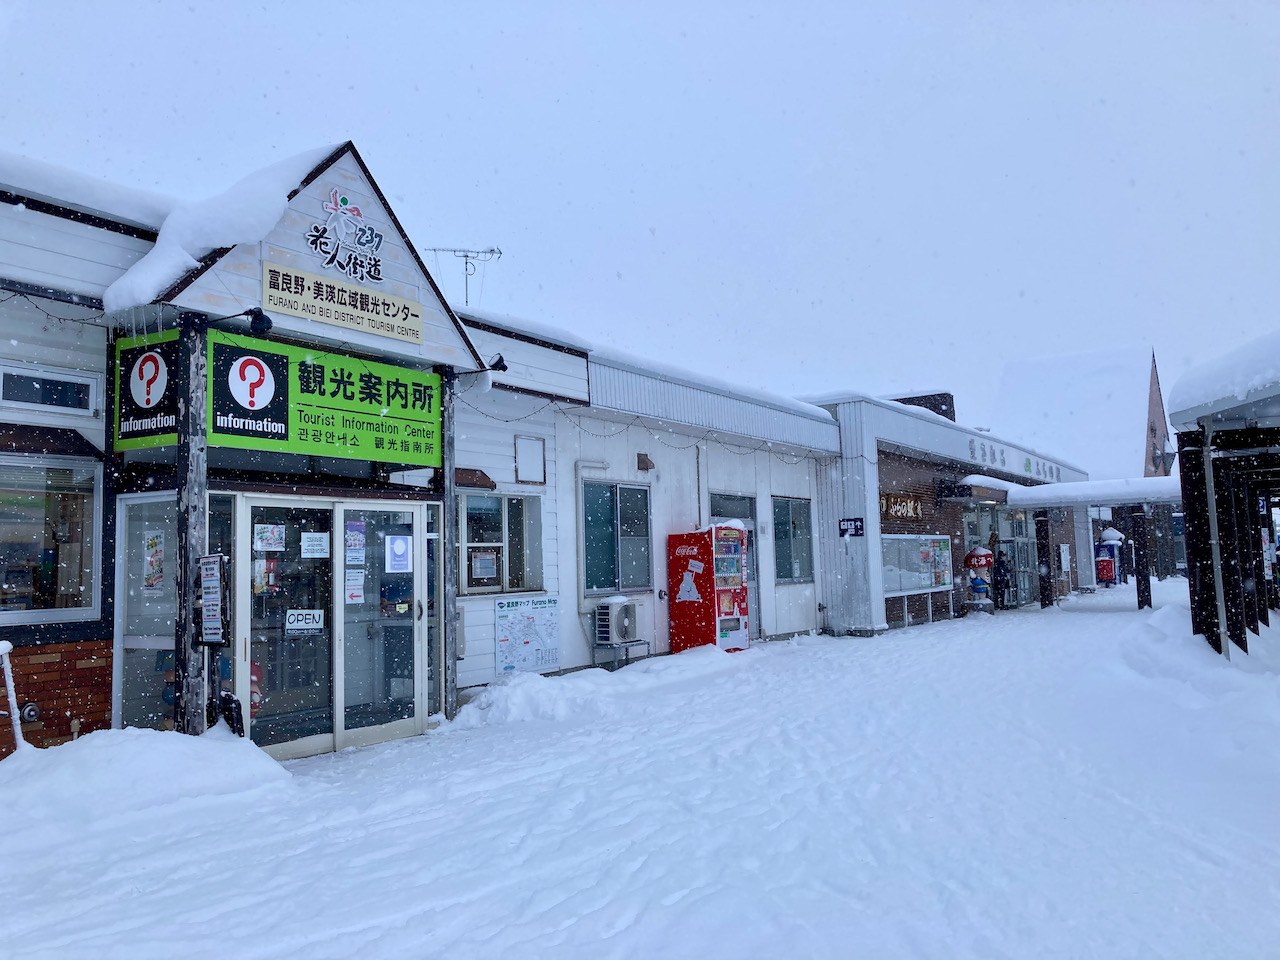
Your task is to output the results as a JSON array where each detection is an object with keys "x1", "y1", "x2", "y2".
[{"x1": 668, "y1": 524, "x2": 750, "y2": 653}]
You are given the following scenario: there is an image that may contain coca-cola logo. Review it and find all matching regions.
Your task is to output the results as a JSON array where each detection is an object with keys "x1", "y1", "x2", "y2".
[{"x1": 675, "y1": 545, "x2": 699, "y2": 557}]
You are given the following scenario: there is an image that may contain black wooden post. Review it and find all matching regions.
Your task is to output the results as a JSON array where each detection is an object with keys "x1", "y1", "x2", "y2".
[
  {"x1": 174, "y1": 312, "x2": 210, "y2": 735},
  {"x1": 1130, "y1": 504, "x2": 1152, "y2": 609},
  {"x1": 1214, "y1": 460, "x2": 1248, "y2": 655},
  {"x1": 440, "y1": 368, "x2": 459, "y2": 721},
  {"x1": 1034, "y1": 509, "x2": 1054, "y2": 608},
  {"x1": 1177, "y1": 430, "x2": 1220, "y2": 649},
  {"x1": 1248, "y1": 482, "x2": 1270, "y2": 628}
]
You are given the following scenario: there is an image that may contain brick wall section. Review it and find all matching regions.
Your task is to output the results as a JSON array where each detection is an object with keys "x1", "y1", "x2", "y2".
[
  {"x1": 1050, "y1": 508, "x2": 1080, "y2": 596},
  {"x1": 0, "y1": 640, "x2": 112, "y2": 757},
  {"x1": 877, "y1": 448, "x2": 969, "y2": 624}
]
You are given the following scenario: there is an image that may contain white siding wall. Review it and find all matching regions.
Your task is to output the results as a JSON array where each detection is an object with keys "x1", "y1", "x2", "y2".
[
  {"x1": 554, "y1": 412, "x2": 700, "y2": 664},
  {"x1": 0, "y1": 204, "x2": 152, "y2": 298},
  {"x1": 0, "y1": 308, "x2": 108, "y2": 448},
  {"x1": 704, "y1": 443, "x2": 823, "y2": 638},
  {"x1": 454, "y1": 386, "x2": 559, "y2": 689}
]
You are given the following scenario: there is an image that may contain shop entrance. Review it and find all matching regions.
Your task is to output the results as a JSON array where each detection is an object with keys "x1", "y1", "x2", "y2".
[
  {"x1": 115, "y1": 492, "x2": 442, "y2": 758},
  {"x1": 243, "y1": 496, "x2": 440, "y2": 758}
]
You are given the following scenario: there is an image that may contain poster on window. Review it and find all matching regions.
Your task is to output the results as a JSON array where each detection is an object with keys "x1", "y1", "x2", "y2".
[
  {"x1": 253, "y1": 523, "x2": 285, "y2": 552},
  {"x1": 385, "y1": 535, "x2": 412, "y2": 573},
  {"x1": 495, "y1": 597, "x2": 560, "y2": 674},
  {"x1": 141, "y1": 530, "x2": 165, "y2": 596}
]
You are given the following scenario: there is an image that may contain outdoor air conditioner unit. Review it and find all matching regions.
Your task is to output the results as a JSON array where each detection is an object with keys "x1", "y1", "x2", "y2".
[{"x1": 595, "y1": 598, "x2": 643, "y2": 645}]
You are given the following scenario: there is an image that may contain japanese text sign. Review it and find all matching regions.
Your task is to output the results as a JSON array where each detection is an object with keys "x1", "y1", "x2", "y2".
[
  {"x1": 207, "y1": 330, "x2": 442, "y2": 467},
  {"x1": 262, "y1": 261, "x2": 424, "y2": 346}
]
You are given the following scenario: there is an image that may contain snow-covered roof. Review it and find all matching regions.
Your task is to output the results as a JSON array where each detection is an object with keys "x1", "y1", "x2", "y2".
[
  {"x1": 456, "y1": 307, "x2": 594, "y2": 354},
  {"x1": 103, "y1": 145, "x2": 340, "y2": 312},
  {"x1": 961, "y1": 473, "x2": 1182, "y2": 507},
  {"x1": 1168, "y1": 329, "x2": 1280, "y2": 431},
  {"x1": 590, "y1": 346, "x2": 834, "y2": 424},
  {"x1": 987, "y1": 347, "x2": 1165, "y2": 482},
  {"x1": 0, "y1": 149, "x2": 177, "y2": 230}
]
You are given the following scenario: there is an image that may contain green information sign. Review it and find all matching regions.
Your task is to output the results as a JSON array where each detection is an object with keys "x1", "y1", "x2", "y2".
[
  {"x1": 114, "y1": 330, "x2": 180, "y2": 451},
  {"x1": 206, "y1": 330, "x2": 442, "y2": 467}
]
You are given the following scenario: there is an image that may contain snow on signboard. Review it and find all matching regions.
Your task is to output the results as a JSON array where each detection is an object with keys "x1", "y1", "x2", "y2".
[{"x1": 495, "y1": 597, "x2": 559, "y2": 674}]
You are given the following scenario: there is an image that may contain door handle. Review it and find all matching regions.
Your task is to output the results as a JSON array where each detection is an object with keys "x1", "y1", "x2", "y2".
[{"x1": 417, "y1": 600, "x2": 424, "y2": 621}]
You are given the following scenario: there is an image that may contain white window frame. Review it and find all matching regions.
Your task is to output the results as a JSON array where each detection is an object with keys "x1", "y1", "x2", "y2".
[
  {"x1": 582, "y1": 481, "x2": 652, "y2": 595},
  {"x1": 771, "y1": 496, "x2": 814, "y2": 584},
  {"x1": 0, "y1": 453, "x2": 103, "y2": 625},
  {"x1": 458, "y1": 493, "x2": 544, "y2": 595},
  {"x1": 0, "y1": 361, "x2": 101, "y2": 428}
]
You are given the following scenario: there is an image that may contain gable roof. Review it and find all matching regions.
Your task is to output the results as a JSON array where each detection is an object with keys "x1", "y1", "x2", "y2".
[{"x1": 104, "y1": 141, "x2": 484, "y2": 369}]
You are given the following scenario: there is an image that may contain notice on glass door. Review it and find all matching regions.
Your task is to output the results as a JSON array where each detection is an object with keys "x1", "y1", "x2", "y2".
[
  {"x1": 300, "y1": 531, "x2": 330, "y2": 559},
  {"x1": 141, "y1": 530, "x2": 165, "y2": 597},
  {"x1": 345, "y1": 521, "x2": 366, "y2": 567},
  {"x1": 344, "y1": 568, "x2": 365, "y2": 604},
  {"x1": 385, "y1": 535, "x2": 412, "y2": 573}
]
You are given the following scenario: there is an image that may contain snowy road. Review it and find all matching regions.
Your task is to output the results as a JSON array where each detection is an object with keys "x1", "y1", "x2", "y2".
[{"x1": 3, "y1": 580, "x2": 1278, "y2": 959}]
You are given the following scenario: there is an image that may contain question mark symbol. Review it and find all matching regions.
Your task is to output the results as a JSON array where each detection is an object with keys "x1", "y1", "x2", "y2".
[
  {"x1": 138, "y1": 354, "x2": 160, "y2": 405},
  {"x1": 239, "y1": 358, "x2": 267, "y2": 408}
]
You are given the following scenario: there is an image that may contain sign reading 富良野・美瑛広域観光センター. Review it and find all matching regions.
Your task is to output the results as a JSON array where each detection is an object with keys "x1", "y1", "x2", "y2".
[
  {"x1": 206, "y1": 330, "x2": 442, "y2": 468},
  {"x1": 262, "y1": 261, "x2": 424, "y2": 346}
]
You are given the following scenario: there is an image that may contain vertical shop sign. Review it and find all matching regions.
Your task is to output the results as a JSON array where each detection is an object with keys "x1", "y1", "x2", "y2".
[{"x1": 115, "y1": 330, "x2": 180, "y2": 449}]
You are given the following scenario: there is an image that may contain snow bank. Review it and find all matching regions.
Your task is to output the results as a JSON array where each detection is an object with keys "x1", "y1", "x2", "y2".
[
  {"x1": 454, "y1": 645, "x2": 743, "y2": 728},
  {"x1": 103, "y1": 144, "x2": 340, "y2": 312},
  {"x1": 0, "y1": 725, "x2": 288, "y2": 820},
  {"x1": 0, "y1": 149, "x2": 177, "y2": 227},
  {"x1": 1168, "y1": 328, "x2": 1280, "y2": 420}
]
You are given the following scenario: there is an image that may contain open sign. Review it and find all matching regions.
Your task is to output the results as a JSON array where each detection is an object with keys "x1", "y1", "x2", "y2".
[{"x1": 285, "y1": 609, "x2": 325, "y2": 634}]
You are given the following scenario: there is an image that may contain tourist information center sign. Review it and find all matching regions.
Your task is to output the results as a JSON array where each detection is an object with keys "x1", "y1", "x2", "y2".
[
  {"x1": 114, "y1": 330, "x2": 180, "y2": 450},
  {"x1": 207, "y1": 330, "x2": 442, "y2": 467},
  {"x1": 262, "y1": 261, "x2": 424, "y2": 346}
]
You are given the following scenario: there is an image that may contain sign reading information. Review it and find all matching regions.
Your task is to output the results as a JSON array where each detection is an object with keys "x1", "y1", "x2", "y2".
[
  {"x1": 262, "y1": 261, "x2": 424, "y2": 346},
  {"x1": 114, "y1": 330, "x2": 180, "y2": 450},
  {"x1": 207, "y1": 330, "x2": 442, "y2": 467}
]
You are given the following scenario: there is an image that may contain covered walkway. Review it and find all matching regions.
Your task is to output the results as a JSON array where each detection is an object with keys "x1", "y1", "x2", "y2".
[{"x1": 1168, "y1": 330, "x2": 1280, "y2": 657}]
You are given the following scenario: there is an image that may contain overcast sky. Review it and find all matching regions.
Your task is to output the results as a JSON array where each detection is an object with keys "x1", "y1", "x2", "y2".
[{"x1": 2, "y1": 1, "x2": 1276, "y2": 443}]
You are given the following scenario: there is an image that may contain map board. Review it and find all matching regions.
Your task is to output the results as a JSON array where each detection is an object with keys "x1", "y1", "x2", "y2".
[{"x1": 495, "y1": 596, "x2": 560, "y2": 674}]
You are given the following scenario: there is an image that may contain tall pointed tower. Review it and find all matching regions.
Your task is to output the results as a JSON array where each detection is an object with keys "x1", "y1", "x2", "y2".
[{"x1": 1144, "y1": 351, "x2": 1172, "y2": 477}]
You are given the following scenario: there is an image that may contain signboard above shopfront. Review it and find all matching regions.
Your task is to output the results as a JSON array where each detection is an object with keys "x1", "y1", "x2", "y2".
[
  {"x1": 112, "y1": 330, "x2": 442, "y2": 468},
  {"x1": 207, "y1": 330, "x2": 442, "y2": 467},
  {"x1": 262, "y1": 261, "x2": 424, "y2": 346}
]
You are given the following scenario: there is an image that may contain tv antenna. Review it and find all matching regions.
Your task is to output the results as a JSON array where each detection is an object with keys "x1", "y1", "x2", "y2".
[{"x1": 422, "y1": 246, "x2": 502, "y2": 306}]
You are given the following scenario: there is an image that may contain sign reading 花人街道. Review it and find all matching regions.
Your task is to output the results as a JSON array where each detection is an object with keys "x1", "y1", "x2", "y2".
[
  {"x1": 206, "y1": 330, "x2": 442, "y2": 467},
  {"x1": 114, "y1": 330, "x2": 180, "y2": 450},
  {"x1": 262, "y1": 262, "x2": 424, "y2": 347}
]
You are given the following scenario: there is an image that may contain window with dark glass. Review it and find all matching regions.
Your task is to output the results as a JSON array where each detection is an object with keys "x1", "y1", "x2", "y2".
[
  {"x1": 583, "y1": 482, "x2": 650, "y2": 592},
  {"x1": 460, "y1": 494, "x2": 542, "y2": 593},
  {"x1": 772, "y1": 497, "x2": 813, "y2": 582},
  {"x1": 0, "y1": 459, "x2": 98, "y2": 620}
]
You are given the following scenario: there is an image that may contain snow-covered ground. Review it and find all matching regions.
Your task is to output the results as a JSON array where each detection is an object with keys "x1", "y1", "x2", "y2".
[{"x1": 3, "y1": 580, "x2": 1278, "y2": 959}]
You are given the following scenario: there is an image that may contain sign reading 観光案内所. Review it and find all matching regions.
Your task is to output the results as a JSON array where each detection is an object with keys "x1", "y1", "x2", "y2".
[
  {"x1": 206, "y1": 330, "x2": 442, "y2": 467},
  {"x1": 262, "y1": 261, "x2": 424, "y2": 346},
  {"x1": 114, "y1": 330, "x2": 180, "y2": 450}
]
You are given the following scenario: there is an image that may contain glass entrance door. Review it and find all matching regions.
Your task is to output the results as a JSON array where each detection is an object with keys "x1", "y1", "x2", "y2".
[
  {"x1": 248, "y1": 504, "x2": 334, "y2": 749},
  {"x1": 338, "y1": 507, "x2": 418, "y2": 740},
  {"x1": 238, "y1": 496, "x2": 441, "y2": 757}
]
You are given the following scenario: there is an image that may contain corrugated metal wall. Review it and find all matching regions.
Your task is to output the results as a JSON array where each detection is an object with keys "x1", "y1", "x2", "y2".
[{"x1": 588, "y1": 361, "x2": 840, "y2": 454}]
